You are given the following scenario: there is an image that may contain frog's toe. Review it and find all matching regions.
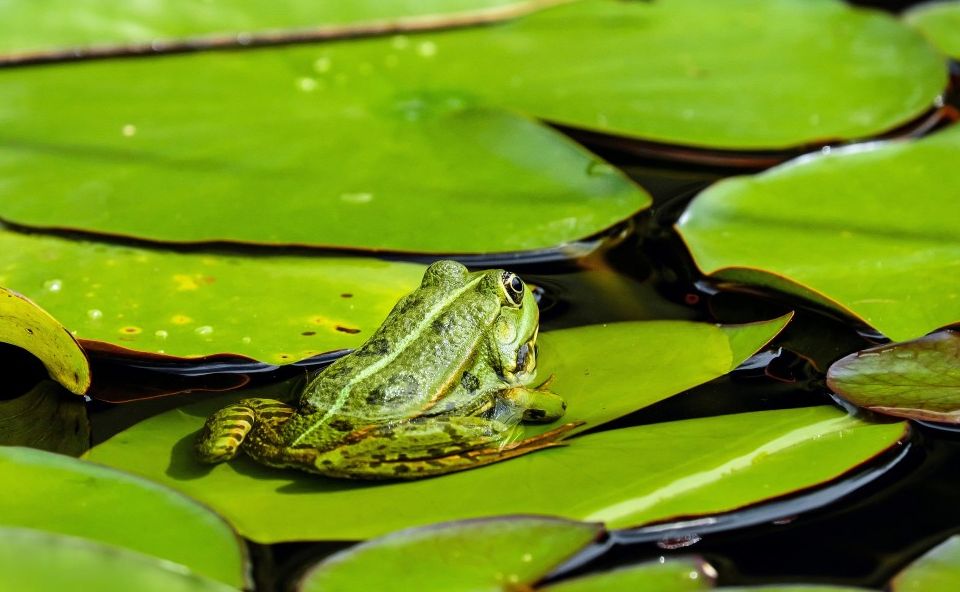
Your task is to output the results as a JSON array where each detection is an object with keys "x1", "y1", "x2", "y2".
[{"x1": 194, "y1": 405, "x2": 257, "y2": 463}]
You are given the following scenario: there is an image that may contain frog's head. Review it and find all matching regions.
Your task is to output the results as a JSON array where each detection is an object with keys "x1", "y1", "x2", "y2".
[{"x1": 482, "y1": 269, "x2": 540, "y2": 383}]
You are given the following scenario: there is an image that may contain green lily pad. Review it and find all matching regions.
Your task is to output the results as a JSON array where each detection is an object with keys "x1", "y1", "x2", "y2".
[
  {"x1": 0, "y1": 230, "x2": 425, "y2": 363},
  {"x1": 905, "y1": 1, "x2": 960, "y2": 59},
  {"x1": 87, "y1": 404, "x2": 905, "y2": 542},
  {"x1": 540, "y1": 558, "x2": 714, "y2": 592},
  {"x1": 676, "y1": 124, "x2": 960, "y2": 343},
  {"x1": 0, "y1": 381, "x2": 90, "y2": 455},
  {"x1": 0, "y1": 51, "x2": 647, "y2": 254},
  {"x1": 720, "y1": 587, "x2": 870, "y2": 591},
  {"x1": 0, "y1": 286, "x2": 89, "y2": 393},
  {"x1": 0, "y1": 527, "x2": 238, "y2": 592},
  {"x1": 86, "y1": 317, "x2": 792, "y2": 542},
  {"x1": 0, "y1": 446, "x2": 246, "y2": 587},
  {"x1": 0, "y1": 0, "x2": 540, "y2": 55},
  {"x1": 827, "y1": 330, "x2": 960, "y2": 423},
  {"x1": 298, "y1": 516, "x2": 602, "y2": 591},
  {"x1": 358, "y1": 0, "x2": 946, "y2": 149},
  {"x1": 891, "y1": 535, "x2": 960, "y2": 591}
]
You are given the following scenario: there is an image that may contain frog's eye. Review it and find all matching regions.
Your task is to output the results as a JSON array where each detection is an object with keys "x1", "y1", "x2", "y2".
[{"x1": 501, "y1": 271, "x2": 525, "y2": 307}]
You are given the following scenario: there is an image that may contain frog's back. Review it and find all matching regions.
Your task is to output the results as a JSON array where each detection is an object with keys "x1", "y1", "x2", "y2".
[{"x1": 297, "y1": 262, "x2": 498, "y2": 425}]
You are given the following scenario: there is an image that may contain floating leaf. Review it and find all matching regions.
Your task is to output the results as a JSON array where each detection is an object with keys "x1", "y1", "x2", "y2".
[
  {"x1": 677, "y1": 125, "x2": 960, "y2": 342},
  {"x1": 905, "y1": 1, "x2": 960, "y2": 59},
  {"x1": 0, "y1": 54, "x2": 647, "y2": 253},
  {"x1": 0, "y1": 446, "x2": 246, "y2": 587},
  {"x1": 891, "y1": 535, "x2": 960, "y2": 591},
  {"x1": 0, "y1": 0, "x2": 544, "y2": 55},
  {"x1": 0, "y1": 230, "x2": 425, "y2": 363},
  {"x1": 0, "y1": 527, "x2": 238, "y2": 592},
  {"x1": 540, "y1": 557, "x2": 714, "y2": 592},
  {"x1": 827, "y1": 331, "x2": 960, "y2": 423},
  {"x1": 298, "y1": 517, "x2": 602, "y2": 592},
  {"x1": 0, "y1": 380, "x2": 90, "y2": 455},
  {"x1": 87, "y1": 312, "x2": 899, "y2": 543},
  {"x1": 349, "y1": 0, "x2": 945, "y2": 149},
  {"x1": 0, "y1": 286, "x2": 89, "y2": 393}
]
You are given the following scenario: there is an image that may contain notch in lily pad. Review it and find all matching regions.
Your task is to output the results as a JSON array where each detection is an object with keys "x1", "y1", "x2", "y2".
[
  {"x1": 828, "y1": 330, "x2": 960, "y2": 424},
  {"x1": 0, "y1": 286, "x2": 90, "y2": 394}
]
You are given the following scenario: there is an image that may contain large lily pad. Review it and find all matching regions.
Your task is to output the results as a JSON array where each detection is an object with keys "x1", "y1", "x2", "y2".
[
  {"x1": 0, "y1": 50, "x2": 647, "y2": 253},
  {"x1": 905, "y1": 1, "x2": 960, "y2": 59},
  {"x1": 86, "y1": 404, "x2": 905, "y2": 542},
  {"x1": 677, "y1": 124, "x2": 960, "y2": 342},
  {"x1": 0, "y1": 380, "x2": 90, "y2": 455},
  {"x1": 891, "y1": 535, "x2": 960, "y2": 591},
  {"x1": 0, "y1": 446, "x2": 246, "y2": 587},
  {"x1": 827, "y1": 330, "x2": 960, "y2": 423},
  {"x1": 0, "y1": 0, "x2": 542, "y2": 55},
  {"x1": 86, "y1": 317, "x2": 793, "y2": 541},
  {"x1": 540, "y1": 558, "x2": 714, "y2": 591},
  {"x1": 0, "y1": 230, "x2": 425, "y2": 363},
  {"x1": 0, "y1": 286, "x2": 89, "y2": 393},
  {"x1": 0, "y1": 527, "x2": 238, "y2": 592},
  {"x1": 356, "y1": 0, "x2": 946, "y2": 149},
  {"x1": 298, "y1": 517, "x2": 602, "y2": 591}
]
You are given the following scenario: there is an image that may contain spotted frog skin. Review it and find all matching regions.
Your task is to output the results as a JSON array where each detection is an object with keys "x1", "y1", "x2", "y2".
[{"x1": 195, "y1": 260, "x2": 577, "y2": 479}]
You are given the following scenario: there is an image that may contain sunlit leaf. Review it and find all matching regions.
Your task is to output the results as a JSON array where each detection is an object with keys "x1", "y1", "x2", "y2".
[
  {"x1": 0, "y1": 527, "x2": 238, "y2": 592},
  {"x1": 298, "y1": 516, "x2": 602, "y2": 592},
  {"x1": 87, "y1": 313, "x2": 897, "y2": 544},
  {"x1": 0, "y1": 380, "x2": 90, "y2": 455},
  {"x1": 905, "y1": 1, "x2": 960, "y2": 58},
  {"x1": 677, "y1": 125, "x2": 960, "y2": 342},
  {"x1": 0, "y1": 230, "x2": 425, "y2": 363},
  {"x1": 827, "y1": 330, "x2": 960, "y2": 423},
  {"x1": 0, "y1": 57, "x2": 647, "y2": 253},
  {"x1": 891, "y1": 535, "x2": 960, "y2": 591},
  {"x1": 540, "y1": 557, "x2": 714, "y2": 591},
  {"x1": 0, "y1": 446, "x2": 246, "y2": 587},
  {"x1": 0, "y1": 0, "x2": 547, "y2": 54},
  {"x1": 0, "y1": 286, "x2": 89, "y2": 393}
]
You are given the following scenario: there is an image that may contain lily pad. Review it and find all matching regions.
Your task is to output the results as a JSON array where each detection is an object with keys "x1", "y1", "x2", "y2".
[
  {"x1": 0, "y1": 52, "x2": 647, "y2": 253},
  {"x1": 0, "y1": 0, "x2": 542, "y2": 56},
  {"x1": 540, "y1": 558, "x2": 714, "y2": 592},
  {"x1": 0, "y1": 286, "x2": 89, "y2": 393},
  {"x1": 0, "y1": 527, "x2": 238, "y2": 592},
  {"x1": 891, "y1": 535, "x2": 960, "y2": 591},
  {"x1": 87, "y1": 404, "x2": 905, "y2": 542},
  {"x1": 357, "y1": 0, "x2": 946, "y2": 149},
  {"x1": 298, "y1": 516, "x2": 602, "y2": 591},
  {"x1": 0, "y1": 446, "x2": 247, "y2": 587},
  {"x1": 905, "y1": 1, "x2": 960, "y2": 59},
  {"x1": 827, "y1": 330, "x2": 960, "y2": 423},
  {"x1": 86, "y1": 317, "x2": 791, "y2": 541},
  {"x1": 0, "y1": 230, "x2": 425, "y2": 363},
  {"x1": 676, "y1": 124, "x2": 960, "y2": 343},
  {"x1": 0, "y1": 380, "x2": 90, "y2": 455}
]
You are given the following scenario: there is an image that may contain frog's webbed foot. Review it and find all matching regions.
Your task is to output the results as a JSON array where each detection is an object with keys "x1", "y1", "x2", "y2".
[
  {"x1": 501, "y1": 381, "x2": 566, "y2": 423},
  {"x1": 316, "y1": 418, "x2": 584, "y2": 480},
  {"x1": 195, "y1": 398, "x2": 294, "y2": 463}
]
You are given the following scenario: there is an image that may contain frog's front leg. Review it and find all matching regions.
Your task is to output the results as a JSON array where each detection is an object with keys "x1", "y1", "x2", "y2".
[
  {"x1": 501, "y1": 379, "x2": 567, "y2": 423},
  {"x1": 195, "y1": 398, "x2": 294, "y2": 463},
  {"x1": 315, "y1": 417, "x2": 581, "y2": 480}
]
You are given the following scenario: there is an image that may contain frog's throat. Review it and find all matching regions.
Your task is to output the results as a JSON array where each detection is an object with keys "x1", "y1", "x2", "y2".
[{"x1": 291, "y1": 274, "x2": 484, "y2": 446}]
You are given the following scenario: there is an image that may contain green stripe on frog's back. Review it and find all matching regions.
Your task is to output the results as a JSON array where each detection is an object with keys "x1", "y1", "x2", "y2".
[{"x1": 291, "y1": 275, "x2": 486, "y2": 446}]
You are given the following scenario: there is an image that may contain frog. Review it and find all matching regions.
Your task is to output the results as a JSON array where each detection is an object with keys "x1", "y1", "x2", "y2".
[{"x1": 195, "y1": 259, "x2": 579, "y2": 480}]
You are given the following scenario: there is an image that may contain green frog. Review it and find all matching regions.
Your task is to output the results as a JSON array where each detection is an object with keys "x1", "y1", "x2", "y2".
[{"x1": 195, "y1": 260, "x2": 578, "y2": 479}]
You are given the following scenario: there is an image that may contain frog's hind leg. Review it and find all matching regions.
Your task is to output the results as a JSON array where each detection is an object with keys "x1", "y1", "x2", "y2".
[
  {"x1": 316, "y1": 417, "x2": 583, "y2": 480},
  {"x1": 195, "y1": 398, "x2": 294, "y2": 463}
]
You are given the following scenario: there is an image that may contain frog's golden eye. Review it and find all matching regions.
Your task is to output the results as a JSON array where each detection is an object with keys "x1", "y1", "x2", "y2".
[{"x1": 501, "y1": 271, "x2": 525, "y2": 307}]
